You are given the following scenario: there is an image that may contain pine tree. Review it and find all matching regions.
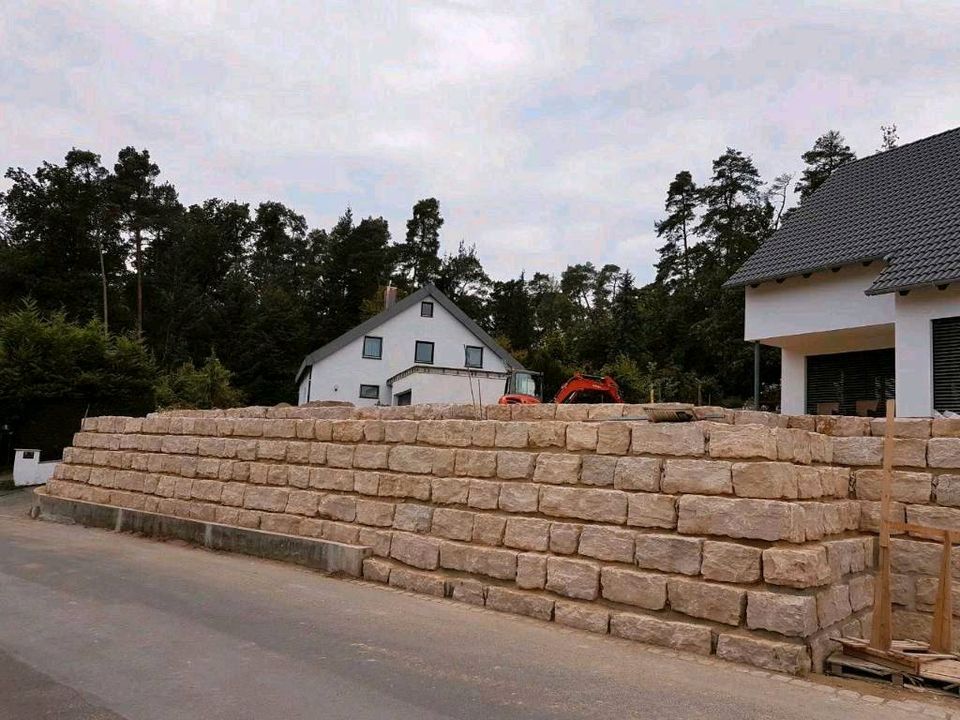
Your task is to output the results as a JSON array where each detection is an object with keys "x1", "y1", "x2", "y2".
[
  {"x1": 654, "y1": 171, "x2": 698, "y2": 284},
  {"x1": 795, "y1": 131, "x2": 856, "y2": 200},
  {"x1": 396, "y1": 198, "x2": 443, "y2": 288}
]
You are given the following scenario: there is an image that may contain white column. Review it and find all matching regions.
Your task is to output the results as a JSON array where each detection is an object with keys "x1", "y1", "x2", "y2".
[
  {"x1": 780, "y1": 348, "x2": 806, "y2": 415},
  {"x1": 895, "y1": 312, "x2": 931, "y2": 417}
]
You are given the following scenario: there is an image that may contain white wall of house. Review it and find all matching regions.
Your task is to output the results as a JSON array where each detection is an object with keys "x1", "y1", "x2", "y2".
[
  {"x1": 299, "y1": 297, "x2": 510, "y2": 406},
  {"x1": 389, "y1": 370, "x2": 509, "y2": 406}
]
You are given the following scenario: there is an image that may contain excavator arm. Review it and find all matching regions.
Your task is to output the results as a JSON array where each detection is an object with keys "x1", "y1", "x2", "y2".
[{"x1": 552, "y1": 373, "x2": 623, "y2": 404}]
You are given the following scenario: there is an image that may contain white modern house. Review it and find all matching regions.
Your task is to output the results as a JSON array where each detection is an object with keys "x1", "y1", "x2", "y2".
[
  {"x1": 296, "y1": 284, "x2": 524, "y2": 406},
  {"x1": 726, "y1": 127, "x2": 960, "y2": 418}
]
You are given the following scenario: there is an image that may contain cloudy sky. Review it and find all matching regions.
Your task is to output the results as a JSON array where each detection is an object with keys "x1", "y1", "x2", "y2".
[{"x1": 3, "y1": 1, "x2": 959, "y2": 283}]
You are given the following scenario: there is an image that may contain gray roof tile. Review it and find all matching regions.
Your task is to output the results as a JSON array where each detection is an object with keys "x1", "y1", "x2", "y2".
[{"x1": 725, "y1": 126, "x2": 960, "y2": 295}]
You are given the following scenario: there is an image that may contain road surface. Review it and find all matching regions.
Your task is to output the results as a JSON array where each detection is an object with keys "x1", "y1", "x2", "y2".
[{"x1": 0, "y1": 489, "x2": 954, "y2": 720}]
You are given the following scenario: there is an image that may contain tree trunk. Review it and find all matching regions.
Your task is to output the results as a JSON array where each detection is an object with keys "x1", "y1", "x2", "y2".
[
  {"x1": 135, "y1": 227, "x2": 143, "y2": 339},
  {"x1": 95, "y1": 228, "x2": 109, "y2": 336}
]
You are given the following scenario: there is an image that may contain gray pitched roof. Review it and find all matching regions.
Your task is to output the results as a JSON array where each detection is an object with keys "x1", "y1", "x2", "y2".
[
  {"x1": 295, "y1": 284, "x2": 524, "y2": 381},
  {"x1": 725, "y1": 126, "x2": 960, "y2": 295}
]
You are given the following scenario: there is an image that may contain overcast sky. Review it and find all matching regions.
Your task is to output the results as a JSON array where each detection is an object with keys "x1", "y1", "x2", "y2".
[{"x1": 3, "y1": 1, "x2": 959, "y2": 283}]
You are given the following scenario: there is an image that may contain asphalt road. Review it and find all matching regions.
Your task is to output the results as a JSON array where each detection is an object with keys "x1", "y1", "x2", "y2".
[{"x1": 0, "y1": 489, "x2": 954, "y2": 720}]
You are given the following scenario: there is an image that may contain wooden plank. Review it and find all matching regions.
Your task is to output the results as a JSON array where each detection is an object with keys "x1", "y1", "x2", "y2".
[
  {"x1": 932, "y1": 533, "x2": 954, "y2": 653},
  {"x1": 920, "y1": 659, "x2": 960, "y2": 684},
  {"x1": 870, "y1": 398, "x2": 895, "y2": 651},
  {"x1": 888, "y1": 521, "x2": 960, "y2": 543}
]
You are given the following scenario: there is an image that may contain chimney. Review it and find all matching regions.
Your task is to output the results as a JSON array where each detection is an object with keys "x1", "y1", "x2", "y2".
[{"x1": 384, "y1": 284, "x2": 397, "y2": 309}]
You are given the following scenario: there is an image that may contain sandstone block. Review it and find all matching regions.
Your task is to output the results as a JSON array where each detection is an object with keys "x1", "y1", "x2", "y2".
[
  {"x1": 610, "y1": 612, "x2": 711, "y2": 655},
  {"x1": 613, "y1": 457, "x2": 661, "y2": 492},
  {"x1": 285, "y1": 489, "x2": 320, "y2": 516},
  {"x1": 383, "y1": 420, "x2": 419, "y2": 444},
  {"x1": 832, "y1": 436, "x2": 882, "y2": 466},
  {"x1": 450, "y1": 579, "x2": 486, "y2": 606},
  {"x1": 668, "y1": 578, "x2": 744, "y2": 625},
  {"x1": 732, "y1": 461, "x2": 800, "y2": 499},
  {"x1": 498, "y1": 483, "x2": 540, "y2": 513},
  {"x1": 818, "y1": 467, "x2": 850, "y2": 498},
  {"x1": 580, "y1": 455, "x2": 617, "y2": 487},
  {"x1": 817, "y1": 584, "x2": 852, "y2": 627},
  {"x1": 871, "y1": 417, "x2": 931, "y2": 439},
  {"x1": 600, "y1": 567, "x2": 667, "y2": 610},
  {"x1": 626, "y1": 494, "x2": 677, "y2": 532},
  {"x1": 597, "y1": 422, "x2": 631, "y2": 455},
  {"x1": 378, "y1": 473, "x2": 431, "y2": 501},
  {"x1": 763, "y1": 546, "x2": 832, "y2": 588},
  {"x1": 631, "y1": 422, "x2": 705, "y2": 457},
  {"x1": 891, "y1": 537, "x2": 942, "y2": 577},
  {"x1": 317, "y1": 494, "x2": 357, "y2": 522},
  {"x1": 816, "y1": 415, "x2": 870, "y2": 437},
  {"x1": 539, "y1": 486, "x2": 627, "y2": 524},
  {"x1": 860, "y1": 500, "x2": 906, "y2": 532},
  {"x1": 363, "y1": 557, "x2": 392, "y2": 583},
  {"x1": 354, "y1": 445, "x2": 390, "y2": 470},
  {"x1": 549, "y1": 522, "x2": 582, "y2": 554},
  {"x1": 496, "y1": 451, "x2": 535, "y2": 480},
  {"x1": 388, "y1": 445, "x2": 434, "y2": 474},
  {"x1": 554, "y1": 602, "x2": 609, "y2": 634},
  {"x1": 930, "y1": 438, "x2": 960, "y2": 468},
  {"x1": 516, "y1": 552, "x2": 547, "y2": 589},
  {"x1": 389, "y1": 567, "x2": 445, "y2": 596},
  {"x1": 473, "y1": 515, "x2": 507, "y2": 545},
  {"x1": 431, "y1": 508, "x2": 474, "y2": 540},
  {"x1": 849, "y1": 575, "x2": 874, "y2": 612},
  {"x1": 243, "y1": 486, "x2": 289, "y2": 512},
  {"x1": 635, "y1": 534, "x2": 702, "y2": 575},
  {"x1": 510, "y1": 404, "x2": 556, "y2": 421},
  {"x1": 716, "y1": 635, "x2": 811, "y2": 675},
  {"x1": 470, "y1": 421, "x2": 497, "y2": 447},
  {"x1": 933, "y1": 419, "x2": 960, "y2": 438},
  {"x1": 700, "y1": 541, "x2": 761, "y2": 583},
  {"x1": 326, "y1": 444, "x2": 355, "y2": 469},
  {"x1": 823, "y1": 538, "x2": 868, "y2": 577},
  {"x1": 391, "y1": 533, "x2": 440, "y2": 570},
  {"x1": 495, "y1": 422, "x2": 529, "y2": 448},
  {"x1": 854, "y1": 469, "x2": 932, "y2": 503},
  {"x1": 392, "y1": 503, "x2": 433, "y2": 533},
  {"x1": 485, "y1": 587, "x2": 553, "y2": 620},
  {"x1": 662, "y1": 459, "x2": 731, "y2": 495},
  {"x1": 677, "y1": 495, "x2": 806, "y2": 542},
  {"x1": 431, "y1": 477, "x2": 469, "y2": 505},
  {"x1": 439, "y1": 542, "x2": 517, "y2": 580},
  {"x1": 455, "y1": 449, "x2": 497, "y2": 477},
  {"x1": 578, "y1": 526, "x2": 635, "y2": 563},
  {"x1": 936, "y1": 474, "x2": 960, "y2": 506},
  {"x1": 546, "y1": 556, "x2": 600, "y2": 600},
  {"x1": 554, "y1": 405, "x2": 589, "y2": 421},
  {"x1": 906, "y1": 504, "x2": 960, "y2": 534},
  {"x1": 260, "y1": 514, "x2": 302, "y2": 535},
  {"x1": 565, "y1": 422, "x2": 598, "y2": 451},
  {"x1": 310, "y1": 467, "x2": 355, "y2": 492},
  {"x1": 356, "y1": 499, "x2": 395, "y2": 527},
  {"x1": 774, "y1": 428, "x2": 813, "y2": 465},
  {"x1": 747, "y1": 591, "x2": 818, "y2": 637},
  {"x1": 467, "y1": 480, "x2": 501, "y2": 509},
  {"x1": 527, "y1": 422, "x2": 566, "y2": 448},
  {"x1": 533, "y1": 454, "x2": 581, "y2": 485},
  {"x1": 503, "y1": 517, "x2": 551, "y2": 551},
  {"x1": 708, "y1": 423, "x2": 777, "y2": 460}
]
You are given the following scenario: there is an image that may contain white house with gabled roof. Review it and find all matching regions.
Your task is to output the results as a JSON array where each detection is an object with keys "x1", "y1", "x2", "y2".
[{"x1": 296, "y1": 284, "x2": 524, "y2": 406}]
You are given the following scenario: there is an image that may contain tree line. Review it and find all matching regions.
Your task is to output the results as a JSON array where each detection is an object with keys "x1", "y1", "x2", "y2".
[{"x1": 0, "y1": 128, "x2": 876, "y2": 457}]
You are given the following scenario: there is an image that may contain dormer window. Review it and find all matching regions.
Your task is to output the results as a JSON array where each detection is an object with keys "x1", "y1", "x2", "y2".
[
  {"x1": 421, "y1": 301, "x2": 434, "y2": 318},
  {"x1": 465, "y1": 346, "x2": 483, "y2": 368},
  {"x1": 362, "y1": 336, "x2": 382, "y2": 359}
]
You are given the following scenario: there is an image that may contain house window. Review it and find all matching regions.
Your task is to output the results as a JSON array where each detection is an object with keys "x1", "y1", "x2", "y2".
[
  {"x1": 415, "y1": 340, "x2": 435, "y2": 364},
  {"x1": 805, "y1": 348, "x2": 895, "y2": 416},
  {"x1": 465, "y1": 345, "x2": 483, "y2": 368},
  {"x1": 395, "y1": 390, "x2": 412, "y2": 406},
  {"x1": 362, "y1": 336, "x2": 382, "y2": 359},
  {"x1": 359, "y1": 384, "x2": 380, "y2": 400},
  {"x1": 421, "y1": 301, "x2": 434, "y2": 318},
  {"x1": 934, "y1": 317, "x2": 960, "y2": 412}
]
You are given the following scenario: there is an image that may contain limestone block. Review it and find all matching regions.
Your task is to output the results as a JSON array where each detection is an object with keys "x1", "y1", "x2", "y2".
[
  {"x1": 662, "y1": 459, "x2": 732, "y2": 495},
  {"x1": 577, "y1": 526, "x2": 635, "y2": 563},
  {"x1": 849, "y1": 575, "x2": 874, "y2": 612},
  {"x1": 546, "y1": 556, "x2": 600, "y2": 600},
  {"x1": 485, "y1": 587, "x2": 554, "y2": 621},
  {"x1": 467, "y1": 480, "x2": 501, "y2": 510},
  {"x1": 285, "y1": 490, "x2": 320, "y2": 516},
  {"x1": 533, "y1": 454, "x2": 581, "y2": 485},
  {"x1": 363, "y1": 557, "x2": 392, "y2": 583},
  {"x1": 871, "y1": 417, "x2": 931, "y2": 439},
  {"x1": 600, "y1": 567, "x2": 667, "y2": 610},
  {"x1": 383, "y1": 421, "x2": 419, "y2": 444},
  {"x1": 431, "y1": 508, "x2": 474, "y2": 540},
  {"x1": 243, "y1": 486, "x2": 289, "y2": 512},
  {"x1": 473, "y1": 515, "x2": 507, "y2": 545},
  {"x1": 527, "y1": 422, "x2": 567, "y2": 448},
  {"x1": 392, "y1": 503, "x2": 433, "y2": 533},
  {"x1": 356, "y1": 499, "x2": 395, "y2": 527},
  {"x1": 762, "y1": 546, "x2": 832, "y2": 588},
  {"x1": 580, "y1": 455, "x2": 617, "y2": 487},
  {"x1": 860, "y1": 500, "x2": 906, "y2": 532},
  {"x1": 391, "y1": 533, "x2": 440, "y2": 570},
  {"x1": 677, "y1": 495, "x2": 806, "y2": 543},
  {"x1": 626, "y1": 494, "x2": 678, "y2": 529},
  {"x1": 715, "y1": 635, "x2": 811, "y2": 675},
  {"x1": 775, "y1": 428, "x2": 813, "y2": 465},
  {"x1": 613, "y1": 457, "x2": 661, "y2": 492},
  {"x1": 746, "y1": 591, "x2": 818, "y2": 637},
  {"x1": 326, "y1": 444, "x2": 355, "y2": 469},
  {"x1": 929, "y1": 438, "x2": 960, "y2": 468},
  {"x1": 516, "y1": 553, "x2": 547, "y2": 589},
  {"x1": 816, "y1": 415, "x2": 870, "y2": 437},
  {"x1": 317, "y1": 495, "x2": 357, "y2": 522},
  {"x1": 669, "y1": 578, "x2": 744, "y2": 625},
  {"x1": 439, "y1": 542, "x2": 517, "y2": 580},
  {"x1": 631, "y1": 422, "x2": 705, "y2": 457},
  {"x1": 450, "y1": 579, "x2": 486, "y2": 606},
  {"x1": 817, "y1": 584, "x2": 852, "y2": 627},
  {"x1": 431, "y1": 477, "x2": 469, "y2": 505},
  {"x1": 495, "y1": 422, "x2": 529, "y2": 448},
  {"x1": 832, "y1": 436, "x2": 882, "y2": 466},
  {"x1": 554, "y1": 602, "x2": 610, "y2": 634},
  {"x1": 389, "y1": 567, "x2": 445, "y2": 597},
  {"x1": 498, "y1": 483, "x2": 540, "y2": 513},
  {"x1": 378, "y1": 473, "x2": 431, "y2": 501},
  {"x1": 539, "y1": 486, "x2": 628, "y2": 524},
  {"x1": 549, "y1": 522, "x2": 582, "y2": 554},
  {"x1": 701, "y1": 541, "x2": 761, "y2": 583},
  {"x1": 933, "y1": 419, "x2": 960, "y2": 438},
  {"x1": 354, "y1": 445, "x2": 390, "y2": 470},
  {"x1": 610, "y1": 612, "x2": 711, "y2": 655},
  {"x1": 708, "y1": 423, "x2": 776, "y2": 460},
  {"x1": 496, "y1": 451, "x2": 535, "y2": 480},
  {"x1": 597, "y1": 422, "x2": 631, "y2": 455},
  {"x1": 635, "y1": 534, "x2": 702, "y2": 575},
  {"x1": 731, "y1": 462, "x2": 799, "y2": 499},
  {"x1": 388, "y1": 445, "x2": 434, "y2": 475},
  {"x1": 310, "y1": 468, "x2": 355, "y2": 492},
  {"x1": 504, "y1": 517, "x2": 551, "y2": 551}
]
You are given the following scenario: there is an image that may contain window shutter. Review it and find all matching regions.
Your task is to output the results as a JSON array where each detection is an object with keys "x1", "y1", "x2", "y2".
[{"x1": 934, "y1": 317, "x2": 960, "y2": 412}]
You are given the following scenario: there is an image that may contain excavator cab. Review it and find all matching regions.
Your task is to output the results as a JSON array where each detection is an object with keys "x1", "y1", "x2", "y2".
[{"x1": 499, "y1": 370, "x2": 544, "y2": 404}]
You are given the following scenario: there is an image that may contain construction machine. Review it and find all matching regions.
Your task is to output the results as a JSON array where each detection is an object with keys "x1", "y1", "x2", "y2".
[{"x1": 498, "y1": 370, "x2": 623, "y2": 405}]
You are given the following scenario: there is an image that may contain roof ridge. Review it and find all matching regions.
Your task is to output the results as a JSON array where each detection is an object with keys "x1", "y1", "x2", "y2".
[{"x1": 838, "y1": 125, "x2": 960, "y2": 172}]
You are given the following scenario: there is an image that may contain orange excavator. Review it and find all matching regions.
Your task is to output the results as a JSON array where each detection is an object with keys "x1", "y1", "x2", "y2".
[{"x1": 498, "y1": 370, "x2": 623, "y2": 405}]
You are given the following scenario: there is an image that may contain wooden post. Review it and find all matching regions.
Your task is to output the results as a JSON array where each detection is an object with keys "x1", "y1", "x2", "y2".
[
  {"x1": 870, "y1": 398, "x2": 895, "y2": 650},
  {"x1": 931, "y1": 530, "x2": 954, "y2": 653}
]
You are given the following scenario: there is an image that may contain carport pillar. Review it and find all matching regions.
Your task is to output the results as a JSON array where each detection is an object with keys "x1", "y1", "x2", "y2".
[{"x1": 753, "y1": 342, "x2": 761, "y2": 410}]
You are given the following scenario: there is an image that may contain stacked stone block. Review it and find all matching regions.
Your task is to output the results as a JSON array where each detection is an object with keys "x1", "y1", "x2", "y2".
[{"x1": 47, "y1": 410, "x2": 878, "y2": 676}]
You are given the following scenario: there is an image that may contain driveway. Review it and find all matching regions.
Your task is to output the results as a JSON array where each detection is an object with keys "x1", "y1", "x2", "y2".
[{"x1": 0, "y1": 489, "x2": 955, "y2": 720}]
